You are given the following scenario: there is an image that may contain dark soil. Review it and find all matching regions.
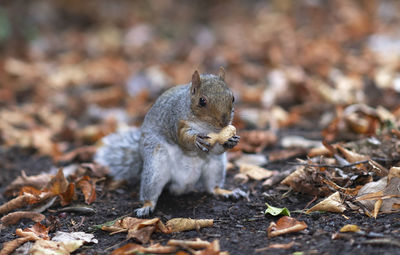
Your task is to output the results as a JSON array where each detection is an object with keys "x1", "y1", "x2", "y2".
[{"x1": 1, "y1": 142, "x2": 399, "y2": 255}]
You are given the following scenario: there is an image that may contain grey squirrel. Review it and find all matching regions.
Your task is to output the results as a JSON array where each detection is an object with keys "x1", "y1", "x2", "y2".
[{"x1": 95, "y1": 68, "x2": 245, "y2": 216}]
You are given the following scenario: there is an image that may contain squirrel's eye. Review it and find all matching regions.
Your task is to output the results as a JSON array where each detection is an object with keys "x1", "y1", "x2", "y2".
[
  {"x1": 199, "y1": 97, "x2": 207, "y2": 107},
  {"x1": 232, "y1": 96, "x2": 235, "y2": 103}
]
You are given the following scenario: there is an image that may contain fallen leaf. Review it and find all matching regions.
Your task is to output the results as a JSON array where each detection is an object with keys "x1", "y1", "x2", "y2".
[
  {"x1": 266, "y1": 241, "x2": 296, "y2": 249},
  {"x1": 165, "y1": 218, "x2": 213, "y2": 233},
  {"x1": 19, "y1": 222, "x2": 50, "y2": 240},
  {"x1": 111, "y1": 243, "x2": 176, "y2": 255},
  {"x1": 1, "y1": 211, "x2": 45, "y2": 226},
  {"x1": 30, "y1": 239, "x2": 83, "y2": 255},
  {"x1": 4, "y1": 171, "x2": 52, "y2": 197},
  {"x1": 196, "y1": 239, "x2": 226, "y2": 255},
  {"x1": 265, "y1": 203, "x2": 291, "y2": 217},
  {"x1": 236, "y1": 130, "x2": 277, "y2": 153},
  {"x1": 281, "y1": 164, "x2": 331, "y2": 196},
  {"x1": 340, "y1": 224, "x2": 360, "y2": 233},
  {"x1": 255, "y1": 241, "x2": 296, "y2": 252},
  {"x1": 59, "y1": 183, "x2": 76, "y2": 206},
  {"x1": 102, "y1": 217, "x2": 161, "y2": 244},
  {"x1": 55, "y1": 146, "x2": 97, "y2": 163},
  {"x1": 1, "y1": 222, "x2": 50, "y2": 255},
  {"x1": 0, "y1": 193, "x2": 39, "y2": 215},
  {"x1": 362, "y1": 238, "x2": 400, "y2": 247},
  {"x1": 167, "y1": 238, "x2": 212, "y2": 249},
  {"x1": 238, "y1": 164, "x2": 276, "y2": 181},
  {"x1": 235, "y1": 153, "x2": 268, "y2": 167},
  {"x1": 281, "y1": 136, "x2": 322, "y2": 149},
  {"x1": 306, "y1": 192, "x2": 346, "y2": 213},
  {"x1": 76, "y1": 176, "x2": 96, "y2": 204},
  {"x1": 44, "y1": 168, "x2": 69, "y2": 196},
  {"x1": 0, "y1": 236, "x2": 35, "y2": 255},
  {"x1": 52, "y1": 231, "x2": 98, "y2": 244},
  {"x1": 356, "y1": 166, "x2": 400, "y2": 217},
  {"x1": 336, "y1": 144, "x2": 369, "y2": 163},
  {"x1": 267, "y1": 216, "x2": 307, "y2": 238},
  {"x1": 268, "y1": 148, "x2": 307, "y2": 162}
]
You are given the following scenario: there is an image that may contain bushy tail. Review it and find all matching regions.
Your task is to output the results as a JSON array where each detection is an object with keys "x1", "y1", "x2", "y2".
[{"x1": 94, "y1": 127, "x2": 143, "y2": 182}]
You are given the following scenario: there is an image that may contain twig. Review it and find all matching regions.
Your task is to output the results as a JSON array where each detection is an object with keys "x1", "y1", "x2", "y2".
[{"x1": 288, "y1": 160, "x2": 370, "y2": 169}]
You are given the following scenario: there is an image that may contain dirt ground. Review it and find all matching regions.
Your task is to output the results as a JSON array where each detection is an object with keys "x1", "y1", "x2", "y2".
[
  {"x1": 1, "y1": 1, "x2": 400, "y2": 254},
  {"x1": 1, "y1": 140, "x2": 399, "y2": 255}
]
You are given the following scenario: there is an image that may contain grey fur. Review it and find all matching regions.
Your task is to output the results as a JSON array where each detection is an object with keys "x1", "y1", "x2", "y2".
[{"x1": 94, "y1": 73, "x2": 238, "y2": 217}]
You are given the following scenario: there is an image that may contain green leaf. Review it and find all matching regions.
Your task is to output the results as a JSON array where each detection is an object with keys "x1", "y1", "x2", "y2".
[{"x1": 265, "y1": 203, "x2": 290, "y2": 216}]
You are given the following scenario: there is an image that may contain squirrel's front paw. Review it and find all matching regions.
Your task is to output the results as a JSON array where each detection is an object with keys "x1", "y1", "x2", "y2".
[
  {"x1": 213, "y1": 187, "x2": 249, "y2": 200},
  {"x1": 134, "y1": 201, "x2": 155, "y2": 217},
  {"x1": 195, "y1": 134, "x2": 211, "y2": 152},
  {"x1": 223, "y1": 135, "x2": 240, "y2": 149}
]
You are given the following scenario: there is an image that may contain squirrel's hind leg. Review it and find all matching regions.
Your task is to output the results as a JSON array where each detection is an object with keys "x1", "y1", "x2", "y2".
[
  {"x1": 201, "y1": 153, "x2": 227, "y2": 193},
  {"x1": 202, "y1": 153, "x2": 248, "y2": 200},
  {"x1": 136, "y1": 142, "x2": 171, "y2": 217}
]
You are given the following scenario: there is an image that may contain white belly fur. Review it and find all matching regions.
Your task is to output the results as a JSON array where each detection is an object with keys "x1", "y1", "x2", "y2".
[{"x1": 164, "y1": 142, "x2": 223, "y2": 195}]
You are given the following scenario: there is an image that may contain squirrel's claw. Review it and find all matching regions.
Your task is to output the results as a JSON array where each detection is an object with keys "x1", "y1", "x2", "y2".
[
  {"x1": 223, "y1": 135, "x2": 240, "y2": 149},
  {"x1": 229, "y1": 188, "x2": 249, "y2": 200},
  {"x1": 214, "y1": 187, "x2": 249, "y2": 200},
  {"x1": 134, "y1": 202, "x2": 155, "y2": 217},
  {"x1": 195, "y1": 134, "x2": 211, "y2": 152}
]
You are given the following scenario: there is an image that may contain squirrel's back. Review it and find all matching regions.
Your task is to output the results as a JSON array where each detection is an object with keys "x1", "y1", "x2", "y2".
[
  {"x1": 95, "y1": 84, "x2": 191, "y2": 180},
  {"x1": 140, "y1": 84, "x2": 191, "y2": 143}
]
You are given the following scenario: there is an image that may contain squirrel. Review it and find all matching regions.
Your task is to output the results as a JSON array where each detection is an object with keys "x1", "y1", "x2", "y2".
[{"x1": 95, "y1": 68, "x2": 245, "y2": 217}]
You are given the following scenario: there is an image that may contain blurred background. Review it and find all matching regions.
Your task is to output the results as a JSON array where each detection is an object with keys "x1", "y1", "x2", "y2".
[{"x1": 1, "y1": 0, "x2": 400, "y2": 157}]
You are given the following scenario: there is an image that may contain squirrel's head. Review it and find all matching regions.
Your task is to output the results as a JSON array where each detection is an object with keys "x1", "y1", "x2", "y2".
[{"x1": 190, "y1": 67, "x2": 235, "y2": 129}]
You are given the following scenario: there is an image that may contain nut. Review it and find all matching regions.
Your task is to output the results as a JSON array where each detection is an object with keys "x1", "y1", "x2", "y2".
[{"x1": 207, "y1": 125, "x2": 236, "y2": 146}]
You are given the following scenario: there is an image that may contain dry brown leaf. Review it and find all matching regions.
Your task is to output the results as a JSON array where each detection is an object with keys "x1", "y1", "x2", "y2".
[
  {"x1": 102, "y1": 217, "x2": 161, "y2": 244},
  {"x1": 266, "y1": 241, "x2": 296, "y2": 249},
  {"x1": 59, "y1": 183, "x2": 76, "y2": 206},
  {"x1": 1, "y1": 211, "x2": 45, "y2": 226},
  {"x1": 127, "y1": 225, "x2": 156, "y2": 244},
  {"x1": 280, "y1": 164, "x2": 331, "y2": 196},
  {"x1": 18, "y1": 222, "x2": 50, "y2": 240},
  {"x1": 44, "y1": 168, "x2": 69, "y2": 196},
  {"x1": 308, "y1": 146, "x2": 332, "y2": 157},
  {"x1": 268, "y1": 148, "x2": 306, "y2": 162},
  {"x1": 255, "y1": 241, "x2": 296, "y2": 252},
  {"x1": 167, "y1": 238, "x2": 212, "y2": 249},
  {"x1": 196, "y1": 240, "x2": 225, "y2": 255},
  {"x1": 340, "y1": 224, "x2": 361, "y2": 233},
  {"x1": 55, "y1": 146, "x2": 97, "y2": 163},
  {"x1": 236, "y1": 130, "x2": 277, "y2": 153},
  {"x1": 111, "y1": 243, "x2": 177, "y2": 255},
  {"x1": 306, "y1": 192, "x2": 346, "y2": 213},
  {"x1": 4, "y1": 171, "x2": 52, "y2": 197},
  {"x1": 0, "y1": 193, "x2": 39, "y2": 215},
  {"x1": 267, "y1": 216, "x2": 307, "y2": 238},
  {"x1": 321, "y1": 178, "x2": 361, "y2": 196},
  {"x1": 336, "y1": 144, "x2": 369, "y2": 163},
  {"x1": 0, "y1": 236, "x2": 34, "y2": 255},
  {"x1": 76, "y1": 176, "x2": 96, "y2": 204},
  {"x1": 368, "y1": 160, "x2": 389, "y2": 177},
  {"x1": 30, "y1": 239, "x2": 84, "y2": 255},
  {"x1": 356, "y1": 167, "x2": 400, "y2": 216},
  {"x1": 0, "y1": 222, "x2": 51, "y2": 255},
  {"x1": 165, "y1": 218, "x2": 213, "y2": 233},
  {"x1": 238, "y1": 164, "x2": 276, "y2": 181}
]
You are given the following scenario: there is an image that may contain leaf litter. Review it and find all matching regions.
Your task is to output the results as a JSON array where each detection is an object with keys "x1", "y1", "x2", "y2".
[{"x1": 2, "y1": 1, "x2": 400, "y2": 254}]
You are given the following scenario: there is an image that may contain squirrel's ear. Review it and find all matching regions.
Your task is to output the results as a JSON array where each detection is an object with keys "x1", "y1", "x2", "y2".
[
  {"x1": 218, "y1": 66, "x2": 225, "y2": 81},
  {"x1": 191, "y1": 70, "x2": 201, "y2": 94}
]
